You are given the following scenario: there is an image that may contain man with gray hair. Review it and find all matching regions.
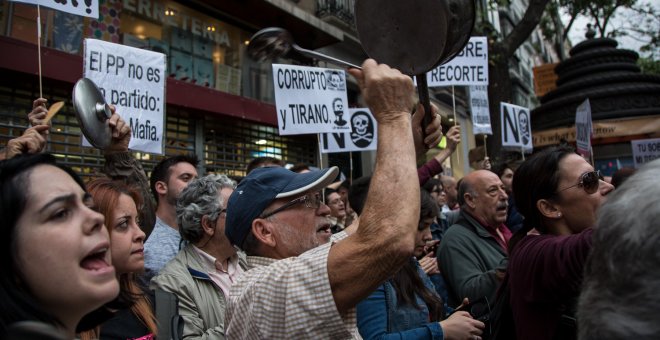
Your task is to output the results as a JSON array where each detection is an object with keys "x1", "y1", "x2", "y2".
[
  {"x1": 578, "y1": 159, "x2": 660, "y2": 340},
  {"x1": 438, "y1": 170, "x2": 511, "y2": 306},
  {"x1": 151, "y1": 174, "x2": 246, "y2": 339}
]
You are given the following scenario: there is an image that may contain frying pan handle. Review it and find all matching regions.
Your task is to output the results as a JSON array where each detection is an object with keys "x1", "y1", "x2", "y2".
[
  {"x1": 292, "y1": 44, "x2": 362, "y2": 70},
  {"x1": 415, "y1": 74, "x2": 433, "y2": 140}
]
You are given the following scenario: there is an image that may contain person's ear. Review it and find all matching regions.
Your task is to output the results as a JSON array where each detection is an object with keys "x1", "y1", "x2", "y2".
[
  {"x1": 465, "y1": 192, "x2": 477, "y2": 209},
  {"x1": 537, "y1": 199, "x2": 561, "y2": 219},
  {"x1": 201, "y1": 215, "x2": 216, "y2": 236},
  {"x1": 154, "y1": 181, "x2": 168, "y2": 196},
  {"x1": 252, "y1": 218, "x2": 276, "y2": 248}
]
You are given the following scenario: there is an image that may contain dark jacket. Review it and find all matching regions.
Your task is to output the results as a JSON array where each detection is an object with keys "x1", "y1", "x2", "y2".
[{"x1": 437, "y1": 210, "x2": 508, "y2": 306}]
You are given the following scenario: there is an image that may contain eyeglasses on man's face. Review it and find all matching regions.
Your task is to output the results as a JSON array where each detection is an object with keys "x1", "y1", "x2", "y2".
[
  {"x1": 556, "y1": 170, "x2": 604, "y2": 195},
  {"x1": 259, "y1": 192, "x2": 323, "y2": 219}
]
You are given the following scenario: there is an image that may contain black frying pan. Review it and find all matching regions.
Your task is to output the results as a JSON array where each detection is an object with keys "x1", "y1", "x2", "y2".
[{"x1": 355, "y1": 0, "x2": 475, "y2": 128}]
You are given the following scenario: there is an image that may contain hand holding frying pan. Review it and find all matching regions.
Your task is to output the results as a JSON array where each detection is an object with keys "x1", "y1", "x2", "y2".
[{"x1": 245, "y1": 0, "x2": 474, "y2": 135}]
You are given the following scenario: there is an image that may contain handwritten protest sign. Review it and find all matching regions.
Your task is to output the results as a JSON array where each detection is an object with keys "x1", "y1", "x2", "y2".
[
  {"x1": 83, "y1": 39, "x2": 166, "y2": 154},
  {"x1": 575, "y1": 99, "x2": 593, "y2": 158},
  {"x1": 272, "y1": 64, "x2": 350, "y2": 135},
  {"x1": 469, "y1": 85, "x2": 492, "y2": 135},
  {"x1": 631, "y1": 138, "x2": 660, "y2": 168}
]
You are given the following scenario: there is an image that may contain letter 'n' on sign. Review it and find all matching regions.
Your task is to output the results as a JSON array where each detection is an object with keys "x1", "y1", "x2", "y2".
[{"x1": 501, "y1": 102, "x2": 519, "y2": 148}]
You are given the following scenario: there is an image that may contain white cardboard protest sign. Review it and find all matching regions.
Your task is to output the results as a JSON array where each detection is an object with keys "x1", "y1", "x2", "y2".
[
  {"x1": 631, "y1": 138, "x2": 660, "y2": 168},
  {"x1": 500, "y1": 102, "x2": 532, "y2": 153},
  {"x1": 9, "y1": 0, "x2": 98, "y2": 18},
  {"x1": 272, "y1": 64, "x2": 350, "y2": 136},
  {"x1": 427, "y1": 36, "x2": 488, "y2": 87},
  {"x1": 469, "y1": 85, "x2": 492, "y2": 135},
  {"x1": 320, "y1": 108, "x2": 378, "y2": 153},
  {"x1": 83, "y1": 39, "x2": 166, "y2": 154},
  {"x1": 575, "y1": 99, "x2": 593, "y2": 158}
]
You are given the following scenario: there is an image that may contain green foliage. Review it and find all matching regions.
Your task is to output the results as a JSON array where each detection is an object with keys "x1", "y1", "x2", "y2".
[
  {"x1": 560, "y1": 0, "x2": 658, "y2": 58},
  {"x1": 614, "y1": 2, "x2": 659, "y2": 58},
  {"x1": 638, "y1": 57, "x2": 660, "y2": 74}
]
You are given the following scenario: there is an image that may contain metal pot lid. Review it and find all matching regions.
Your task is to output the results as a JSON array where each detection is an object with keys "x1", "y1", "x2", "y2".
[
  {"x1": 355, "y1": 0, "x2": 450, "y2": 76},
  {"x1": 72, "y1": 78, "x2": 112, "y2": 149}
]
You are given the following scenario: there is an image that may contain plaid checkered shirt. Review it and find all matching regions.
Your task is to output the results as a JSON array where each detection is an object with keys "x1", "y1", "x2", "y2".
[{"x1": 225, "y1": 232, "x2": 362, "y2": 339}]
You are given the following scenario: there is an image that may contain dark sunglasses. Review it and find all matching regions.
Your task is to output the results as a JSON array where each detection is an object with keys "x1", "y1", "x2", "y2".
[{"x1": 556, "y1": 170, "x2": 604, "y2": 195}]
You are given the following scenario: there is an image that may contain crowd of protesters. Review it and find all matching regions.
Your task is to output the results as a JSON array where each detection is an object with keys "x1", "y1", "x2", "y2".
[{"x1": 1, "y1": 58, "x2": 658, "y2": 340}]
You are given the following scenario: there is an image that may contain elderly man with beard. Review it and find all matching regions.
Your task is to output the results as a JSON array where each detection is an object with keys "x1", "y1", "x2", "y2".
[
  {"x1": 438, "y1": 170, "x2": 511, "y2": 307},
  {"x1": 223, "y1": 59, "x2": 442, "y2": 339}
]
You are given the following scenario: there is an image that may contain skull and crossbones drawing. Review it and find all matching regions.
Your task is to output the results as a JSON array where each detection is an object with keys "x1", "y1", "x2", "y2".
[
  {"x1": 518, "y1": 110, "x2": 530, "y2": 145},
  {"x1": 351, "y1": 112, "x2": 374, "y2": 147}
]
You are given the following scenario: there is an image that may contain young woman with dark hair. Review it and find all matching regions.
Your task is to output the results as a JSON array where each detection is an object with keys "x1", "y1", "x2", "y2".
[
  {"x1": 0, "y1": 154, "x2": 119, "y2": 338},
  {"x1": 80, "y1": 178, "x2": 157, "y2": 339},
  {"x1": 506, "y1": 146, "x2": 614, "y2": 340},
  {"x1": 357, "y1": 191, "x2": 484, "y2": 340}
]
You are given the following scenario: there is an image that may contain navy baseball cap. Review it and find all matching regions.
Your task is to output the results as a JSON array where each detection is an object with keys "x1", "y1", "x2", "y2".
[{"x1": 225, "y1": 166, "x2": 339, "y2": 248}]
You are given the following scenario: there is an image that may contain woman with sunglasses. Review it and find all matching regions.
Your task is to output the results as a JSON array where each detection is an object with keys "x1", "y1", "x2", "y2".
[
  {"x1": 506, "y1": 146, "x2": 613, "y2": 340},
  {"x1": 79, "y1": 178, "x2": 157, "y2": 339},
  {"x1": 357, "y1": 191, "x2": 484, "y2": 340}
]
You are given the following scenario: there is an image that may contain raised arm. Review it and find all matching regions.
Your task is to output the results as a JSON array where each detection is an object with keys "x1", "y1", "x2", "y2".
[
  {"x1": 418, "y1": 124, "x2": 460, "y2": 186},
  {"x1": 0, "y1": 125, "x2": 49, "y2": 160},
  {"x1": 327, "y1": 59, "x2": 420, "y2": 314},
  {"x1": 101, "y1": 108, "x2": 156, "y2": 236}
]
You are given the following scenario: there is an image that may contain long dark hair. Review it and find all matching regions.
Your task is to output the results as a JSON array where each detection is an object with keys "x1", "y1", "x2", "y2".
[
  {"x1": 509, "y1": 146, "x2": 575, "y2": 254},
  {"x1": 80, "y1": 179, "x2": 156, "y2": 339},
  {"x1": 0, "y1": 154, "x2": 86, "y2": 335},
  {"x1": 390, "y1": 191, "x2": 444, "y2": 321},
  {"x1": 422, "y1": 178, "x2": 441, "y2": 194}
]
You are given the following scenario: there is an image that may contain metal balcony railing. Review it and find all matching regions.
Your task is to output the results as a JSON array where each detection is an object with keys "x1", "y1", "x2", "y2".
[{"x1": 316, "y1": 0, "x2": 355, "y2": 26}]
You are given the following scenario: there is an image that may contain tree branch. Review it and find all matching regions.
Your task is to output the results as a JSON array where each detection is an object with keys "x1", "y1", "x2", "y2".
[
  {"x1": 562, "y1": 11, "x2": 579, "y2": 41},
  {"x1": 496, "y1": 0, "x2": 552, "y2": 58},
  {"x1": 588, "y1": 4, "x2": 605, "y2": 36}
]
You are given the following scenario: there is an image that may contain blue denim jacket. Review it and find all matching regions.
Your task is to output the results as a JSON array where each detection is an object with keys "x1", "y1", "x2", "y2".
[{"x1": 357, "y1": 259, "x2": 445, "y2": 339}]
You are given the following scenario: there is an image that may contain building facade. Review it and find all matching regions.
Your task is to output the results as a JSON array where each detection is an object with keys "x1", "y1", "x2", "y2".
[{"x1": 0, "y1": 0, "x2": 360, "y2": 179}]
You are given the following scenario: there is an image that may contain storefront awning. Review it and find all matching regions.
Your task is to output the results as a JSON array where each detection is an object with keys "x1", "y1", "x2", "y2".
[{"x1": 533, "y1": 116, "x2": 660, "y2": 147}]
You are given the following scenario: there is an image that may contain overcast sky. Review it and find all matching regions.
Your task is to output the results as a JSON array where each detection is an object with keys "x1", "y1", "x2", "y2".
[{"x1": 561, "y1": 0, "x2": 658, "y2": 58}]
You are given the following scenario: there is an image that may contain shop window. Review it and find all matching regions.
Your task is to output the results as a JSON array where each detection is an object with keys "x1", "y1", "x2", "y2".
[
  {"x1": 0, "y1": 0, "x2": 273, "y2": 100},
  {"x1": 203, "y1": 116, "x2": 318, "y2": 177},
  {"x1": 120, "y1": 0, "x2": 250, "y2": 95}
]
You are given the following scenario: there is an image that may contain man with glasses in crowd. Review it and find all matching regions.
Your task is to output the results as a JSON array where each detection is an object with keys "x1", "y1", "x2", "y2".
[{"x1": 223, "y1": 59, "x2": 441, "y2": 339}]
